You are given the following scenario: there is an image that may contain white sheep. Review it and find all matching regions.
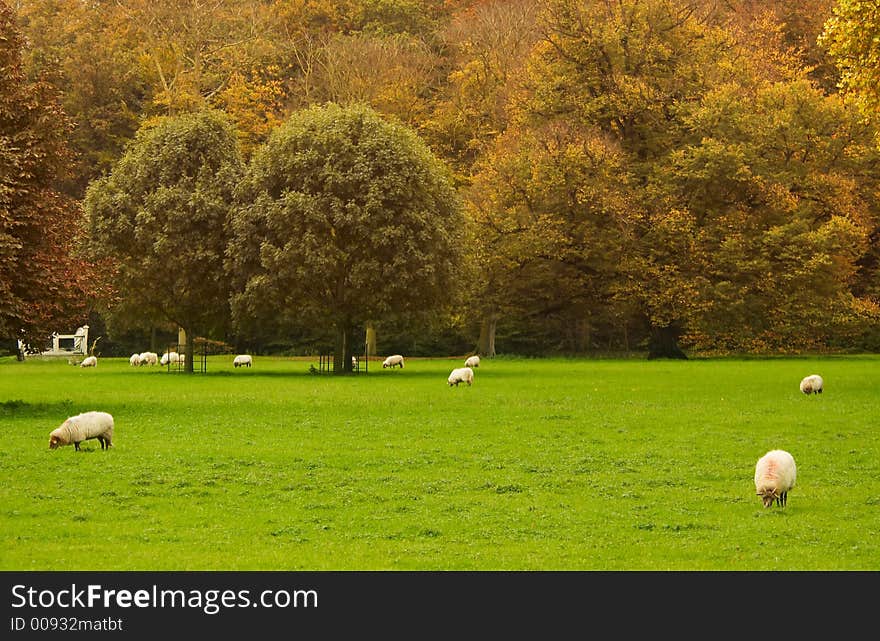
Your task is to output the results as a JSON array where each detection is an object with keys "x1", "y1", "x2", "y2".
[
  {"x1": 754, "y1": 449, "x2": 797, "y2": 508},
  {"x1": 800, "y1": 374, "x2": 823, "y2": 395},
  {"x1": 49, "y1": 411, "x2": 114, "y2": 451},
  {"x1": 447, "y1": 366, "x2": 474, "y2": 387},
  {"x1": 129, "y1": 353, "x2": 140, "y2": 367},
  {"x1": 138, "y1": 351, "x2": 158, "y2": 366},
  {"x1": 160, "y1": 351, "x2": 180, "y2": 366},
  {"x1": 233, "y1": 354, "x2": 252, "y2": 368},
  {"x1": 464, "y1": 355, "x2": 480, "y2": 368},
  {"x1": 80, "y1": 356, "x2": 97, "y2": 368},
  {"x1": 382, "y1": 354, "x2": 404, "y2": 369}
]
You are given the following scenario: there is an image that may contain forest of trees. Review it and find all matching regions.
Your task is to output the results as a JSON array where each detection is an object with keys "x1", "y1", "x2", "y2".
[{"x1": 2, "y1": 0, "x2": 879, "y2": 363}]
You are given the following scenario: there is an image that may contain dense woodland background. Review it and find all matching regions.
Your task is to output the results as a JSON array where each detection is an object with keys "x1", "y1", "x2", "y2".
[{"x1": 2, "y1": 0, "x2": 880, "y2": 362}]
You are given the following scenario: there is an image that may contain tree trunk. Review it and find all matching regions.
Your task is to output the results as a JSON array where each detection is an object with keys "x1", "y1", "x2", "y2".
[
  {"x1": 365, "y1": 324, "x2": 377, "y2": 360},
  {"x1": 182, "y1": 327, "x2": 194, "y2": 373},
  {"x1": 334, "y1": 322, "x2": 355, "y2": 375},
  {"x1": 575, "y1": 318, "x2": 590, "y2": 353},
  {"x1": 150, "y1": 325, "x2": 157, "y2": 353},
  {"x1": 647, "y1": 324, "x2": 687, "y2": 360},
  {"x1": 477, "y1": 314, "x2": 498, "y2": 358},
  {"x1": 11, "y1": 339, "x2": 24, "y2": 361}
]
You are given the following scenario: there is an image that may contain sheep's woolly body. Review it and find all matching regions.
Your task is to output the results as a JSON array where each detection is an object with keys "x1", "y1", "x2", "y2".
[
  {"x1": 233, "y1": 354, "x2": 252, "y2": 367},
  {"x1": 160, "y1": 351, "x2": 180, "y2": 366},
  {"x1": 800, "y1": 374, "x2": 823, "y2": 395},
  {"x1": 382, "y1": 355, "x2": 404, "y2": 369},
  {"x1": 49, "y1": 411, "x2": 114, "y2": 451},
  {"x1": 129, "y1": 353, "x2": 140, "y2": 366},
  {"x1": 464, "y1": 355, "x2": 480, "y2": 368},
  {"x1": 754, "y1": 449, "x2": 796, "y2": 508},
  {"x1": 139, "y1": 352, "x2": 158, "y2": 366},
  {"x1": 80, "y1": 356, "x2": 97, "y2": 368},
  {"x1": 448, "y1": 367, "x2": 474, "y2": 387}
]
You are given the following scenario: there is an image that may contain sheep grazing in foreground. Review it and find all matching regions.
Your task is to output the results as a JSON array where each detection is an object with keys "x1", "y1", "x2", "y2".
[
  {"x1": 754, "y1": 449, "x2": 797, "y2": 508},
  {"x1": 464, "y1": 355, "x2": 480, "y2": 368},
  {"x1": 160, "y1": 351, "x2": 180, "y2": 366},
  {"x1": 138, "y1": 351, "x2": 158, "y2": 366},
  {"x1": 129, "y1": 353, "x2": 140, "y2": 367},
  {"x1": 49, "y1": 411, "x2": 114, "y2": 451},
  {"x1": 447, "y1": 366, "x2": 474, "y2": 387},
  {"x1": 233, "y1": 354, "x2": 252, "y2": 368},
  {"x1": 79, "y1": 356, "x2": 97, "y2": 368},
  {"x1": 800, "y1": 374, "x2": 823, "y2": 395},
  {"x1": 382, "y1": 354, "x2": 404, "y2": 369}
]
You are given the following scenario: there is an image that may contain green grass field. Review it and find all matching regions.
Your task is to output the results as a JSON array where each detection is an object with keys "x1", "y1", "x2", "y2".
[{"x1": 1, "y1": 354, "x2": 878, "y2": 570}]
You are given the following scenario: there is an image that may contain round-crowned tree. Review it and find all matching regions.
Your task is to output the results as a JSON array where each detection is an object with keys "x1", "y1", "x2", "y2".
[
  {"x1": 83, "y1": 109, "x2": 243, "y2": 372},
  {"x1": 228, "y1": 102, "x2": 466, "y2": 373}
]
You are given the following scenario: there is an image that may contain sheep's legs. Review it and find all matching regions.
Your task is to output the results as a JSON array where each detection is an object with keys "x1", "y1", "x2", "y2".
[{"x1": 74, "y1": 442, "x2": 81, "y2": 451}]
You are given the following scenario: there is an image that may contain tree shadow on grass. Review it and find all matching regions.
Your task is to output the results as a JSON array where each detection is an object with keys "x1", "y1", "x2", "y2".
[{"x1": 0, "y1": 399, "x2": 79, "y2": 418}]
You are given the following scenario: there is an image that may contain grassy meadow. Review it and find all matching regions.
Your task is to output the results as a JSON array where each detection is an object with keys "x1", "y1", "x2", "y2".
[{"x1": 1, "y1": 354, "x2": 878, "y2": 571}]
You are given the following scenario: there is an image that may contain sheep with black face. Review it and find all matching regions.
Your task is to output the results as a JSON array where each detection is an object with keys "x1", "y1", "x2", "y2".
[{"x1": 49, "y1": 411, "x2": 114, "y2": 451}]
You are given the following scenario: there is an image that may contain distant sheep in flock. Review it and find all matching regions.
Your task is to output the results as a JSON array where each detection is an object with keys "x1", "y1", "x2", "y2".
[
  {"x1": 800, "y1": 374, "x2": 823, "y2": 395},
  {"x1": 754, "y1": 449, "x2": 797, "y2": 508},
  {"x1": 464, "y1": 355, "x2": 480, "y2": 368},
  {"x1": 49, "y1": 411, "x2": 114, "y2": 451},
  {"x1": 382, "y1": 354, "x2": 404, "y2": 369},
  {"x1": 138, "y1": 351, "x2": 158, "y2": 366},
  {"x1": 233, "y1": 354, "x2": 252, "y2": 368},
  {"x1": 160, "y1": 351, "x2": 180, "y2": 366},
  {"x1": 447, "y1": 366, "x2": 474, "y2": 387},
  {"x1": 79, "y1": 356, "x2": 97, "y2": 368},
  {"x1": 129, "y1": 353, "x2": 140, "y2": 367}
]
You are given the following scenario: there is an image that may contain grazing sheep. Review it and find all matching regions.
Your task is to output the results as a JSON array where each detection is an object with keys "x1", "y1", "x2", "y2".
[
  {"x1": 129, "y1": 353, "x2": 140, "y2": 367},
  {"x1": 464, "y1": 355, "x2": 481, "y2": 368},
  {"x1": 160, "y1": 351, "x2": 180, "y2": 366},
  {"x1": 447, "y1": 366, "x2": 474, "y2": 387},
  {"x1": 79, "y1": 356, "x2": 97, "y2": 368},
  {"x1": 800, "y1": 374, "x2": 823, "y2": 395},
  {"x1": 382, "y1": 354, "x2": 404, "y2": 369},
  {"x1": 233, "y1": 354, "x2": 252, "y2": 368},
  {"x1": 139, "y1": 351, "x2": 158, "y2": 366},
  {"x1": 49, "y1": 411, "x2": 114, "y2": 451},
  {"x1": 754, "y1": 449, "x2": 797, "y2": 508}
]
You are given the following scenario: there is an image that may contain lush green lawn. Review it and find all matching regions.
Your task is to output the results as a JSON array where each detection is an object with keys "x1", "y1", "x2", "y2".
[{"x1": 1, "y1": 354, "x2": 878, "y2": 570}]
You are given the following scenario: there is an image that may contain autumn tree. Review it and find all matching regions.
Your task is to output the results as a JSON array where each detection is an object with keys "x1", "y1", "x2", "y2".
[
  {"x1": 228, "y1": 102, "x2": 467, "y2": 373},
  {"x1": 425, "y1": 0, "x2": 541, "y2": 356},
  {"x1": 83, "y1": 110, "x2": 243, "y2": 371},
  {"x1": 707, "y1": 0, "x2": 838, "y2": 91},
  {"x1": 14, "y1": 0, "x2": 150, "y2": 198},
  {"x1": 0, "y1": 1, "x2": 98, "y2": 355},
  {"x1": 467, "y1": 121, "x2": 638, "y2": 356},
  {"x1": 663, "y1": 78, "x2": 880, "y2": 351},
  {"x1": 820, "y1": 0, "x2": 880, "y2": 116},
  {"x1": 466, "y1": 0, "x2": 733, "y2": 358},
  {"x1": 426, "y1": 0, "x2": 540, "y2": 177},
  {"x1": 316, "y1": 32, "x2": 440, "y2": 126}
]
